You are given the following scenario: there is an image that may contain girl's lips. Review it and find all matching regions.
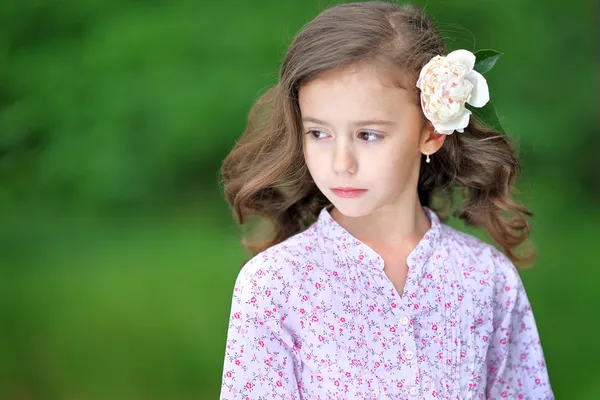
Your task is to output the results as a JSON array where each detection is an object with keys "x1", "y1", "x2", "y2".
[{"x1": 330, "y1": 188, "x2": 368, "y2": 198}]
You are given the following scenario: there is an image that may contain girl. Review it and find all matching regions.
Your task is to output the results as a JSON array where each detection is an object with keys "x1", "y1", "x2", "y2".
[{"x1": 219, "y1": 2, "x2": 553, "y2": 399}]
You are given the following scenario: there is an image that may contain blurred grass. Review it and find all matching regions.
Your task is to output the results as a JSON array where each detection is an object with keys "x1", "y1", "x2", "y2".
[
  {"x1": 1, "y1": 173, "x2": 599, "y2": 399},
  {"x1": 0, "y1": 201, "x2": 246, "y2": 400}
]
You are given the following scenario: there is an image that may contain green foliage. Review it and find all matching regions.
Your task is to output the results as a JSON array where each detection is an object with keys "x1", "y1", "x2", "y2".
[
  {"x1": 466, "y1": 102, "x2": 506, "y2": 134},
  {"x1": 0, "y1": 0, "x2": 595, "y2": 209},
  {"x1": 473, "y1": 49, "x2": 503, "y2": 75}
]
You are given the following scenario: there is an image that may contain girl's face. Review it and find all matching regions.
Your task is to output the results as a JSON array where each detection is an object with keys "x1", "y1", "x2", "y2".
[{"x1": 299, "y1": 64, "x2": 443, "y2": 218}]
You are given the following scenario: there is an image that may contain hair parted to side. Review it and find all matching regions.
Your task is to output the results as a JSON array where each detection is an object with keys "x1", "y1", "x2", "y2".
[{"x1": 220, "y1": 1, "x2": 536, "y2": 266}]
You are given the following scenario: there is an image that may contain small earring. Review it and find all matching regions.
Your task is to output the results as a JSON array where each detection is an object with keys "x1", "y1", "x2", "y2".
[{"x1": 426, "y1": 153, "x2": 431, "y2": 163}]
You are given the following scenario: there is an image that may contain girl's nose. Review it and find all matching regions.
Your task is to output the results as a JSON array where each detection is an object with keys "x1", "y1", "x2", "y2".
[{"x1": 332, "y1": 144, "x2": 357, "y2": 175}]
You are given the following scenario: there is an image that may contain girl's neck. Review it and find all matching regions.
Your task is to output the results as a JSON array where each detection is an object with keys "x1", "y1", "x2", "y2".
[{"x1": 330, "y1": 200, "x2": 431, "y2": 252}]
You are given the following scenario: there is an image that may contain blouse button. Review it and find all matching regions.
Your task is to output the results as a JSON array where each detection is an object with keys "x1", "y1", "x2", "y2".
[
  {"x1": 400, "y1": 316, "x2": 410, "y2": 326},
  {"x1": 409, "y1": 386, "x2": 419, "y2": 396},
  {"x1": 405, "y1": 350, "x2": 414, "y2": 360}
]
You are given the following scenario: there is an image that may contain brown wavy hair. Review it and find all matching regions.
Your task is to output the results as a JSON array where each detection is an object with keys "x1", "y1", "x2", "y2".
[{"x1": 220, "y1": 1, "x2": 536, "y2": 266}]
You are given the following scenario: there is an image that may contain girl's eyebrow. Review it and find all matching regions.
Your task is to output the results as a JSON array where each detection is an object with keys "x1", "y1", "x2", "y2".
[{"x1": 302, "y1": 116, "x2": 396, "y2": 127}]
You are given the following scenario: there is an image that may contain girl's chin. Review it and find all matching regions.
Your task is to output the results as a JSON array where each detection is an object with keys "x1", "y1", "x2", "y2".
[{"x1": 329, "y1": 200, "x2": 375, "y2": 219}]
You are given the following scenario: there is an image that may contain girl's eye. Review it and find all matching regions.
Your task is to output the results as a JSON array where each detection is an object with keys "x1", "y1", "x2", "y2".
[
  {"x1": 358, "y1": 131, "x2": 381, "y2": 141},
  {"x1": 307, "y1": 130, "x2": 329, "y2": 139}
]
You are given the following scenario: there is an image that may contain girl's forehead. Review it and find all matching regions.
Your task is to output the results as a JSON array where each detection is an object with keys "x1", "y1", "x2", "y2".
[
  {"x1": 298, "y1": 66, "x2": 418, "y2": 117},
  {"x1": 300, "y1": 63, "x2": 416, "y2": 102}
]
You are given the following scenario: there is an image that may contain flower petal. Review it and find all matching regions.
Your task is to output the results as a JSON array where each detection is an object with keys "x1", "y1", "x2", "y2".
[
  {"x1": 465, "y1": 70, "x2": 490, "y2": 107},
  {"x1": 433, "y1": 109, "x2": 471, "y2": 134},
  {"x1": 446, "y1": 49, "x2": 476, "y2": 71}
]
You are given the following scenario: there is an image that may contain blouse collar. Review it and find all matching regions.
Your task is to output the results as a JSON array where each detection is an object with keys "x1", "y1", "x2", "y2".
[{"x1": 316, "y1": 205, "x2": 442, "y2": 274}]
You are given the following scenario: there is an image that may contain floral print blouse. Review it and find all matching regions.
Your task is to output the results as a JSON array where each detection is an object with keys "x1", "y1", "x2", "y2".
[{"x1": 219, "y1": 206, "x2": 553, "y2": 399}]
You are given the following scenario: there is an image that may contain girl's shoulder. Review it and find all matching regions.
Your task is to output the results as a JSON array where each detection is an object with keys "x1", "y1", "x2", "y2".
[
  {"x1": 233, "y1": 222, "x2": 322, "y2": 299},
  {"x1": 437, "y1": 222, "x2": 521, "y2": 283}
]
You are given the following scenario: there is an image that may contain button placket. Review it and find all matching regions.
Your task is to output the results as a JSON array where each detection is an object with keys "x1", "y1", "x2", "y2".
[
  {"x1": 377, "y1": 273, "x2": 419, "y2": 400},
  {"x1": 399, "y1": 315, "x2": 416, "y2": 360},
  {"x1": 396, "y1": 313, "x2": 419, "y2": 398}
]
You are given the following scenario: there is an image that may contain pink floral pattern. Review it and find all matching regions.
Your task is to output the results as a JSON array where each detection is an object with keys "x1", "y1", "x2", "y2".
[{"x1": 220, "y1": 207, "x2": 553, "y2": 399}]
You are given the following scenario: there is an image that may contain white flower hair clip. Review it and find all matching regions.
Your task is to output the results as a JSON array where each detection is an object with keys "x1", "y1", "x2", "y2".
[{"x1": 416, "y1": 49, "x2": 505, "y2": 135}]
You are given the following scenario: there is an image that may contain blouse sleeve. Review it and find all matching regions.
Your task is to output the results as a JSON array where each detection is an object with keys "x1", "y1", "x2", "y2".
[
  {"x1": 219, "y1": 257, "x2": 303, "y2": 400},
  {"x1": 486, "y1": 250, "x2": 554, "y2": 399}
]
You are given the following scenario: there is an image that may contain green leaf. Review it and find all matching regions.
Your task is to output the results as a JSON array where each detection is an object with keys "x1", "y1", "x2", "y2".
[
  {"x1": 466, "y1": 102, "x2": 506, "y2": 134},
  {"x1": 473, "y1": 49, "x2": 503, "y2": 74}
]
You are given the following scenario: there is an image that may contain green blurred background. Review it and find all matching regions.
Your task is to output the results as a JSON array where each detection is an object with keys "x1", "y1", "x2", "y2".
[{"x1": 0, "y1": 0, "x2": 597, "y2": 399}]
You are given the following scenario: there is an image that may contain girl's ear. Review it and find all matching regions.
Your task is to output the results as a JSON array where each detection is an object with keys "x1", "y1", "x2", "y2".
[{"x1": 420, "y1": 120, "x2": 446, "y2": 155}]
